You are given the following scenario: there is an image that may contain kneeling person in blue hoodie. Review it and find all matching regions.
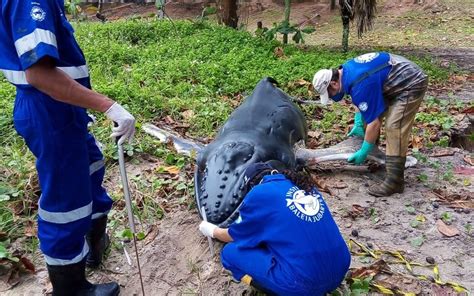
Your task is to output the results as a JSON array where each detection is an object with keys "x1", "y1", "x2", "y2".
[{"x1": 199, "y1": 162, "x2": 351, "y2": 296}]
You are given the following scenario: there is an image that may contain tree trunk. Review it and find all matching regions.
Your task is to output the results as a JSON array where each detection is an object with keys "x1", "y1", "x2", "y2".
[
  {"x1": 339, "y1": 0, "x2": 352, "y2": 52},
  {"x1": 330, "y1": 0, "x2": 336, "y2": 10},
  {"x1": 283, "y1": 0, "x2": 291, "y2": 44},
  {"x1": 220, "y1": 0, "x2": 239, "y2": 28},
  {"x1": 341, "y1": 16, "x2": 350, "y2": 52}
]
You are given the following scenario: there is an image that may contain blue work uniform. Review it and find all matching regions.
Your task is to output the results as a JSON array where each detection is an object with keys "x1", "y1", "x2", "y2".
[
  {"x1": 0, "y1": 0, "x2": 113, "y2": 265},
  {"x1": 221, "y1": 174, "x2": 350, "y2": 296},
  {"x1": 341, "y1": 52, "x2": 392, "y2": 124}
]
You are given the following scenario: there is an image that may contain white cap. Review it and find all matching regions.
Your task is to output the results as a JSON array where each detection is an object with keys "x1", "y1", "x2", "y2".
[{"x1": 312, "y1": 69, "x2": 332, "y2": 105}]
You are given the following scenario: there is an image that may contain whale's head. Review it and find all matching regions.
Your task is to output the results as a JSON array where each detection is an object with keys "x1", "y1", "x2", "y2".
[{"x1": 195, "y1": 141, "x2": 259, "y2": 227}]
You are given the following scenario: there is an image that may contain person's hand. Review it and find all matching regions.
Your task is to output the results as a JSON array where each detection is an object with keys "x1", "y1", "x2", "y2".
[
  {"x1": 199, "y1": 221, "x2": 217, "y2": 238},
  {"x1": 348, "y1": 141, "x2": 374, "y2": 165},
  {"x1": 347, "y1": 112, "x2": 365, "y2": 138},
  {"x1": 104, "y1": 102, "x2": 136, "y2": 145}
]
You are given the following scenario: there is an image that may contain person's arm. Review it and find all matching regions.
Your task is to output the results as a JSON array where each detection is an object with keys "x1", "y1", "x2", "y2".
[
  {"x1": 214, "y1": 227, "x2": 233, "y2": 243},
  {"x1": 25, "y1": 57, "x2": 135, "y2": 144},
  {"x1": 364, "y1": 117, "x2": 381, "y2": 144},
  {"x1": 25, "y1": 57, "x2": 113, "y2": 112},
  {"x1": 199, "y1": 221, "x2": 233, "y2": 242}
]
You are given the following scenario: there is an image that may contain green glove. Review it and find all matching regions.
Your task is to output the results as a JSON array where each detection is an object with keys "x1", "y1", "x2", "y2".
[
  {"x1": 347, "y1": 112, "x2": 365, "y2": 138},
  {"x1": 348, "y1": 141, "x2": 374, "y2": 165}
]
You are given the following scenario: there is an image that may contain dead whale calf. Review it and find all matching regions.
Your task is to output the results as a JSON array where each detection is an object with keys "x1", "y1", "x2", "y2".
[{"x1": 194, "y1": 77, "x2": 307, "y2": 227}]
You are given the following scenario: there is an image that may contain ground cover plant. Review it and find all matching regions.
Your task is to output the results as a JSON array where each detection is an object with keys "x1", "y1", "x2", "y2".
[{"x1": 0, "y1": 18, "x2": 470, "y2": 294}]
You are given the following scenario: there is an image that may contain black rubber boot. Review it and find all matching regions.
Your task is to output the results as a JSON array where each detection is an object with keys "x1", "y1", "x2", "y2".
[
  {"x1": 86, "y1": 216, "x2": 110, "y2": 268},
  {"x1": 47, "y1": 259, "x2": 119, "y2": 296},
  {"x1": 368, "y1": 156, "x2": 406, "y2": 197}
]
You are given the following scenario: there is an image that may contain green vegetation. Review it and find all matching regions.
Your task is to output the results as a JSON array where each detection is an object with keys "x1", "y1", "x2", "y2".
[{"x1": 0, "y1": 19, "x2": 460, "y2": 260}]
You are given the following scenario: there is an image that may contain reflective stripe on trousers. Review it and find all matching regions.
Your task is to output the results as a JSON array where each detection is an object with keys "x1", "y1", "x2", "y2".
[{"x1": 13, "y1": 90, "x2": 113, "y2": 265}]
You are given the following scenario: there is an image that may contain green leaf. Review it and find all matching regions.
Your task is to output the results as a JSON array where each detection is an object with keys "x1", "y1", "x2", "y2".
[
  {"x1": 165, "y1": 154, "x2": 175, "y2": 165},
  {"x1": 119, "y1": 228, "x2": 133, "y2": 240},
  {"x1": 0, "y1": 243, "x2": 19, "y2": 262},
  {"x1": 0, "y1": 194, "x2": 10, "y2": 202},
  {"x1": 406, "y1": 206, "x2": 416, "y2": 215},
  {"x1": 202, "y1": 7, "x2": 217, "y2": 17},
  {"x1": 410, "y1": 220, "x2": 420, "y2": 228},
  {"x1": 301, "y1": 27, "x2": 316, "y2": 34},
  {"x1": 410, "y1": 235, "x2": 425, "y2": 247},
  {"x1": 417, "y1": 173, "x2": 428, "y2": 182},
  {"x1": 176, "y1": 183, "x2": 187, "y2": 191},
  {"x1": 350, "y1": 276, "x2": 372, "y2": 295},
  {"x1": 136, "y1": 232, "x2": 146, "y2": 240},
  {"x1": 359, "y1": 256, "x2": 372, "y2": 264},
  {"x1": 292, "y1": 31, "x2": 302, "y2": 44}
]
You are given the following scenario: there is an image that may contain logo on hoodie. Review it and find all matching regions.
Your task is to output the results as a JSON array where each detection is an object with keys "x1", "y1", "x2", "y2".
[{"x1": 285, "y1": 187, "x2": 325, "y2": 222}]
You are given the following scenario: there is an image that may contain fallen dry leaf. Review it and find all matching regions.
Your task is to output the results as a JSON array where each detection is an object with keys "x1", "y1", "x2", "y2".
[
  {"x1": 377, "y1": 274, "x2": 422, "y2": 295},
  {"x1": 431, "y1": 189, "x2": 474, "y2": 209},
  {"x1": 464, "y1": 155, "x2": 474, "y2": 166},
  {"x1": 24, "y1": 220, "x2": 37, "y2": 237},
  {"x1": 163, "y1": 115, "x2": 175, "y2": 125},
  {"x1": 144, "y1": 225, "x2": 160, "y2": 246},
  {"x1": 431, "y1": 284, "x2": 460, "y2": 296},
  {"x1": 163, "y1": 166, "x2": 180, "y2": 175},
  {"x1": 181, "y1": 110, "x2": 195, "y2": 121},
  {"x1": 411, "y1": 135, "x2": 424, "y2": 149},
  {"x1": 429, "y1": 148, "x2": 455, "y2": 157},
  {"x1": 351, "y1": 260, "x2": 389, "y2": 279},
  {"x1": 20, "y1": 257, "x2": 35, "y2": 273},
  {"x1": 436, "y1": 219, "x2": 460, "y2": 237},
  {"x1": 273, "y1": 47, "x2": 285, "y2": 58},
  {"x1": 308, "y1": 131, "x2": 321, "y2": 139},
  {"x1": 332, "y1": 181, "x2": 347, "y2": 189},
  {"x1": 454, "y1": 166, "x2": 474, "y2": 175},
  {"x1": 462, "y1": 106, "x2": 474, "y2": 114},
  {"x1": 347, "y1": 204, "x2": 365, "y2": 219}
]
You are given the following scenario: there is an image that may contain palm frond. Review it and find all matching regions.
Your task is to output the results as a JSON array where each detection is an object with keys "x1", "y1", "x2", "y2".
[{"x1": 353, "y1": 0, "x2": 377, "y2": 37}]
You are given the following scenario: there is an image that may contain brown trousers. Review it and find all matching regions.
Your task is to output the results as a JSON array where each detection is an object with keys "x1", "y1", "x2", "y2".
[{"x1": 383, "y1": 80, "x2": 428, "y2": 157}]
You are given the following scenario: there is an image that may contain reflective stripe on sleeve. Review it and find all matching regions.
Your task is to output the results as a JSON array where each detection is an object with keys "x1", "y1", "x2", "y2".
[
  {"x1": 0, "y1": 65, "x2": 89, "y2": 85},
  {"x1": 43, "y1": 242, "x2": 89, "y2": 266},
  {"x1": 59, "y1": 65, "x2": 89, "y2": 80},
  {"x1": 38, "y1": 201, "x2": 92, "y2": 224},
  {"x1": 14, "y1": 28, "x2": 58, "y2": 57},
  {"x1": 89, "y1": 159, "x2": 105, "y2": 176}
]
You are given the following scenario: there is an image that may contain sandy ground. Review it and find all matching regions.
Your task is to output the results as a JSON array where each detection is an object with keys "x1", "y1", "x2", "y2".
[{"x1": 6, "y1": 146, "x2": 473, "y2": 295}]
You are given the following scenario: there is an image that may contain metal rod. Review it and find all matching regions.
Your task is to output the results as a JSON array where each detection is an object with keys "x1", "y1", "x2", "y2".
[{"x1": 118, "y1": 144, "x2": 146, "y2": 296}]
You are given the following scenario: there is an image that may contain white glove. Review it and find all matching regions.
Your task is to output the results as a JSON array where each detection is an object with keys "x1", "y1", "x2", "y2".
[
  {"x1": 199, "y1": 221, "x2": 217, "y2": 238},
  {"x1": 104, "y1": 102, "x2": 136, "y2": 145}
]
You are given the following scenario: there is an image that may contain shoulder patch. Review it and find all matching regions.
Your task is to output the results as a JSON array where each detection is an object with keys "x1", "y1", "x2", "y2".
[
  {"x1": 354, "y1": 52, "x2": 379, "y2": 63},
  {"x1": 31, "y1": 6, "x2": 46, "y2": 22},
  {"x1": 358, "y1": 102, "x2": 368, "y2": 112}
]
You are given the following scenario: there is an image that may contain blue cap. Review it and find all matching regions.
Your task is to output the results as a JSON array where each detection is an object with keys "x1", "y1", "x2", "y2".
[{"x1": 243, "y1": 162, "x2": 274, "y2": 187}]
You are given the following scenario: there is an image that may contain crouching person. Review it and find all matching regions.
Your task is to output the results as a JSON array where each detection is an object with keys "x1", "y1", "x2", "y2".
[{"x1": 199, "y1": 163, "x2": 351, "y2": 296}]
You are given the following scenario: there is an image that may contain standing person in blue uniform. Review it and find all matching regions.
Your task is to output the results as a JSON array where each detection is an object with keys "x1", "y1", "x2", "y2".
[
  {"x1": 199, "y1": 163, "x2": 351, "y2": 296},
  {"x1": 0, "y1": 1, "x2": 136, "y2": 295},
  {"x1": 312, "y1": 52, "x2": 428, "y2": 197}
]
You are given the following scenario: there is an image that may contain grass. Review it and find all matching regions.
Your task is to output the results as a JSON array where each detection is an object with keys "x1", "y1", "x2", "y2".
[{"x1": 0, "y1": 18, "x2": 462, "y2": 261}]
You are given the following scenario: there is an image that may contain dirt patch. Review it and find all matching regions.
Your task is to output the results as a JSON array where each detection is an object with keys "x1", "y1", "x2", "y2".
[{"x1": 5, "y1": 147, "x2": 473, "y2": 295}]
